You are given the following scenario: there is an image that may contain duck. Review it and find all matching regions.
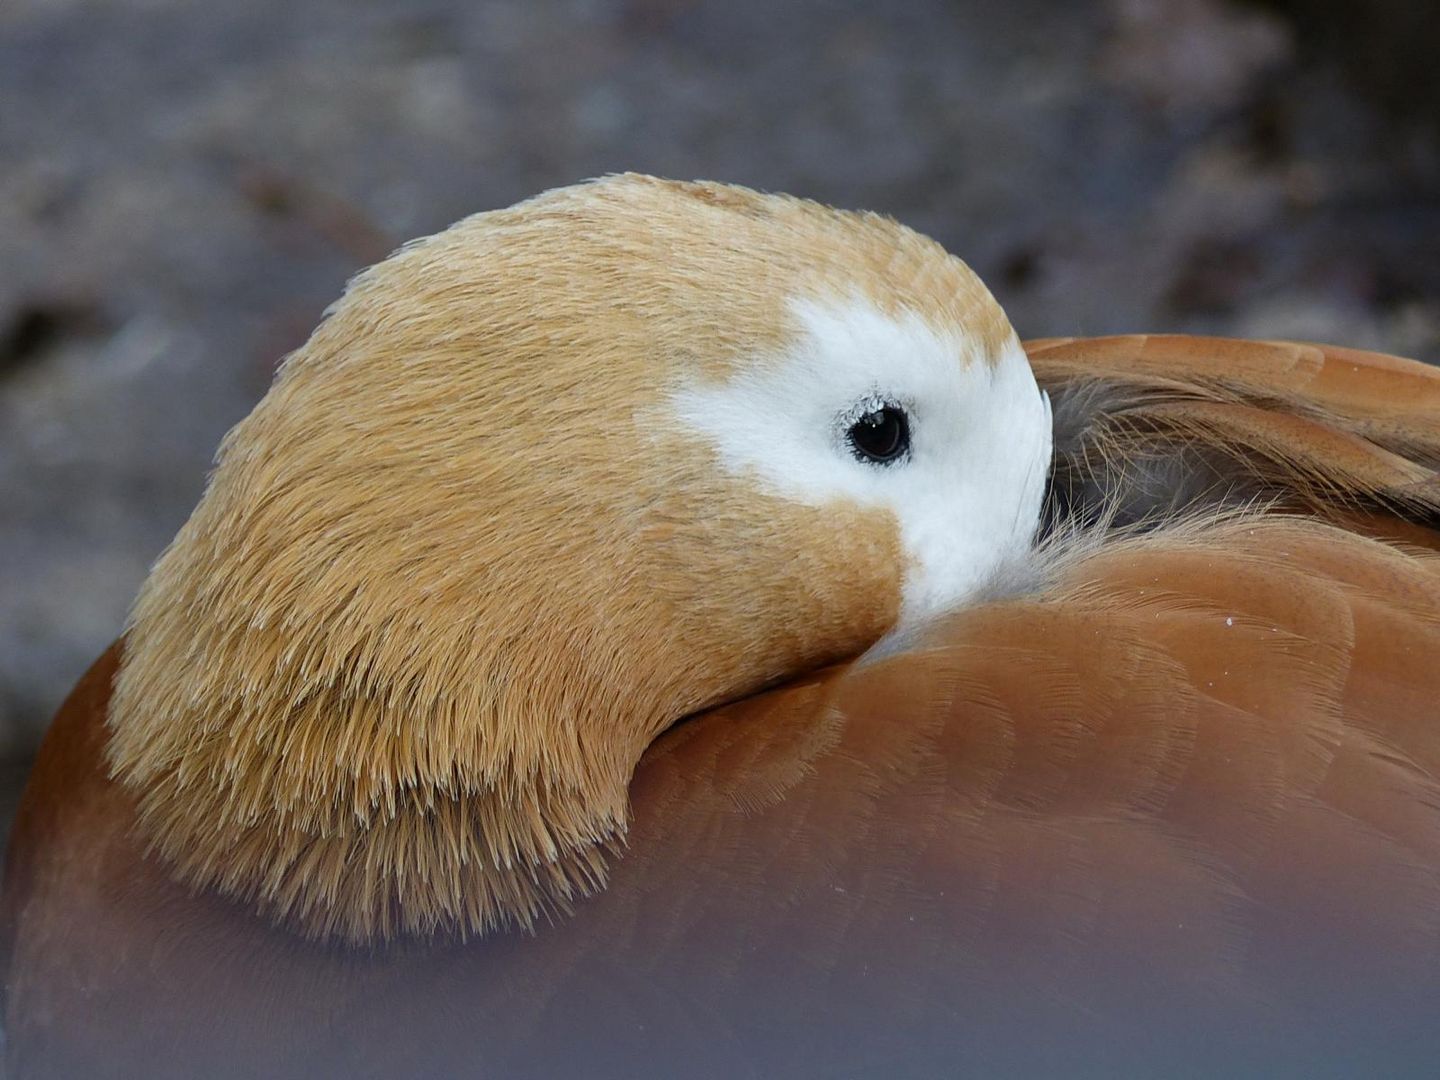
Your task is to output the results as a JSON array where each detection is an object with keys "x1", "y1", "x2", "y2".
[{"x1": 3, "y1": 174, "x2": 1439, "y2": 1079}]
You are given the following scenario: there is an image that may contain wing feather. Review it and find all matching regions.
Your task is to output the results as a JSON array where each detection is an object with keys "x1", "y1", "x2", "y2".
[{"x1": 1030, "y1": 334, "x2": 1440, "y2": 531}]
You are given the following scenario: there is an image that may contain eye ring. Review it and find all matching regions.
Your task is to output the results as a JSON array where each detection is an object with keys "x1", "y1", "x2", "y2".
[{"x1": 846, "y1": 404, "x2": 910, "y2": 465}]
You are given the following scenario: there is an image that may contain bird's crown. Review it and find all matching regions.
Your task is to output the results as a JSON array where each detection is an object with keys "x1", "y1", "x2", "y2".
[{"x1": 107, "y1": 174, "x2": 1051, "y2": 942}]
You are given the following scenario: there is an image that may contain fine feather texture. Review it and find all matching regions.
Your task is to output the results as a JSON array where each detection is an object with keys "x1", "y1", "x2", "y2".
[
  {"x1": 5, "y1": 513, "x2": 1440, "y2": 1077},
  {"x1": 6, "y1": 176, "x2": 1440, "y2": 1075},
  {"x1": 103, "y1": 175, "x2": 1023, "y2": 942},
  {"x1": 1034, "y1": 335, "x2": 1440, "y2": 536}
]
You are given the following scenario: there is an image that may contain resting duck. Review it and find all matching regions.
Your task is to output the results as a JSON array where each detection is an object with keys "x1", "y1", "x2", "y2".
[{"x1": 3, "y1": 175, "x2": 1439, "y2": 1078}]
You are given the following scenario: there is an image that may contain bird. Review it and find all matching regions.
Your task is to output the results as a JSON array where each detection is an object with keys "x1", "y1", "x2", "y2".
[{"x1": 3, "y1": 174, "x2": 1439, "y2": 1078}]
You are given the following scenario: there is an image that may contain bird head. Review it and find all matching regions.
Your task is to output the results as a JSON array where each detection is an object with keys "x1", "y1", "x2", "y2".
[{"x1": 107, "y1": 175, "x2": 1053, "y2": 942}]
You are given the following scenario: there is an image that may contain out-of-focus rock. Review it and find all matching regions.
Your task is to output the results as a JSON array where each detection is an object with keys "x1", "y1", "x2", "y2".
[
  {"x1": 1101, "y1": 0, "x2": 1292, "y2": 115},
  {"x1": 1256, "y1": 0, "x2": 1440, "y2": 128}
]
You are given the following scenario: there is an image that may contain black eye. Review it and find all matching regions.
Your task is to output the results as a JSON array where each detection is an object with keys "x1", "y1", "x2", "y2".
[{"x1": 847, "y1": 405, "x2": 910, "y2": 465}]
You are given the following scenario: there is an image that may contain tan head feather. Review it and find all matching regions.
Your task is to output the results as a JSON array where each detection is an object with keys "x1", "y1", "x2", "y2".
[{"x1": 106, "y1": 174, "x2": 1040, "y2": 942}]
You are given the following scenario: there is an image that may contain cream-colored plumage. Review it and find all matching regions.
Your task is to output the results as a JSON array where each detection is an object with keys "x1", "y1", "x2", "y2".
[
  {"x1": 3, "y1": 176, "x2": 1440, "y2": 1078},
  {"x1": 105, "y1": 175, "x2": 1027, "y2": 942}
]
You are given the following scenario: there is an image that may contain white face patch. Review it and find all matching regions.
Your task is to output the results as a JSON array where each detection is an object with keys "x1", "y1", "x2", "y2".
[{"x1": 669, "y1": 294, "x2": 1053, "y2": 624}]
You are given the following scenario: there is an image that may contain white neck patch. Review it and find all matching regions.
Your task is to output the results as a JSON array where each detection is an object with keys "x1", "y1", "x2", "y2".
[{"x1": 669, "y1": 294, "x2": 1053, "y2": 623}]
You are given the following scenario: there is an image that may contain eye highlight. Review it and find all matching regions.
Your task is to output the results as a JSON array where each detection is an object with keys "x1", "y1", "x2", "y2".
[{"x1": 846, "y1": 404, "x2": 910, "y2": 465}]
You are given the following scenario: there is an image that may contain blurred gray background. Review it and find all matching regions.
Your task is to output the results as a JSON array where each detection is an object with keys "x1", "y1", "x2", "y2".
[{"x1": 2, "y1": 0, "x2": 1438, "y2": 820}]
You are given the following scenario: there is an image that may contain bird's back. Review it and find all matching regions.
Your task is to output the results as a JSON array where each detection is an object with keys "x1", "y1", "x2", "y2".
[{"x1": 5, "y1": 335, "x2": 1440, "y2": 1078}]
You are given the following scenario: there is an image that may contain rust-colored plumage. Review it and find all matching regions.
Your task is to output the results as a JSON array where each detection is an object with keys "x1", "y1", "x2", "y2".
[{"x1": 3, "y1": 179, "x2": 1439, "y2": 1077}]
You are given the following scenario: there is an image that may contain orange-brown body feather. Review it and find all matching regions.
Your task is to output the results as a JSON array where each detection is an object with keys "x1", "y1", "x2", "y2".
[{"x1": 4, "y1": 334, "x2": 1440, "y2": 1077}]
